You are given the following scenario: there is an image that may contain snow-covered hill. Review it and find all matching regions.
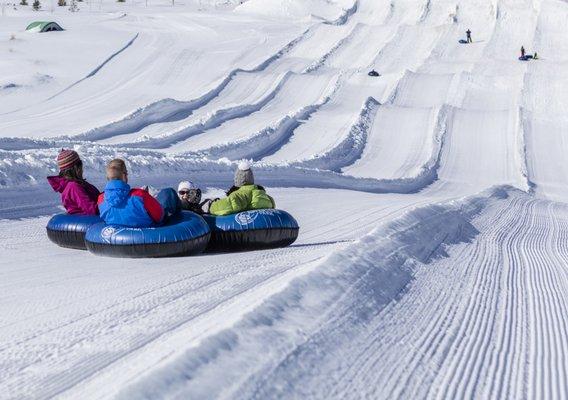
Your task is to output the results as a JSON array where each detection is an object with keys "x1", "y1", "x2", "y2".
[{"x1": 2, "y1": 0, "x2": 568, "y2": 398}]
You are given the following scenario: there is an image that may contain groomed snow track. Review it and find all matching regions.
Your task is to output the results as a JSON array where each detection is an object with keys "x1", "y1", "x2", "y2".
[{"x1": 2, "y1": 0, "x2": 568, "y2": 398}]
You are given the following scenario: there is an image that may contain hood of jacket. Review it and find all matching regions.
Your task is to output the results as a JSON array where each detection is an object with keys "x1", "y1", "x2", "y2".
[
  {"x1": 103, "y1": 179, "x2": 131, "y2": 207},
  {"x1": 47, "y1": 176, "x2": 70, "y2": 193}
]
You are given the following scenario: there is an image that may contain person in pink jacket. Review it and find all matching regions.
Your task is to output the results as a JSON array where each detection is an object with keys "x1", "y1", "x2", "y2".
[{"x1": 47, "y1": 149, "x2": 100, "y2": 215}]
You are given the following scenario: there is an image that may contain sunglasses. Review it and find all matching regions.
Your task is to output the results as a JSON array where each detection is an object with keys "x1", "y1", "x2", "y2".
[{"x1": 179, "y1": 190, "x2": 190, "y2": 195}]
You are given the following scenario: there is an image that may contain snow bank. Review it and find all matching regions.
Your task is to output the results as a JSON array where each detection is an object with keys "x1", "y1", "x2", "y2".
[
  {"x1": 117, "y1": 186, "x2": 512, "y2": 399},
  {"x1": 235, "y1": 0, "x2": 356, "y2": 23},
  {"x1": 67, "y1": 31, "x2": 308, "y2": 143},
  {"x1": 193, "y1": 75, "x2": 342, "y2": 160},
  {"x1": 295, "y1": 96, "x2": 380, "y2": 171},
  {"x1": 0, "y1": 140, "x2": 447, "y2": 196},
  {"x1": 0, "y1": 145, "x2": 236, "y2": 189},
  {"x1": 116, "y1": 72, "x2": 296, "y2": 150}
]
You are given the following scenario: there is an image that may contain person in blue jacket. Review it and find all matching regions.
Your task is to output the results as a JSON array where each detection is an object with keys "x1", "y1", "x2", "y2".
[{"x1": 98, "y1": 159, "x2": 181, "y2": 228}]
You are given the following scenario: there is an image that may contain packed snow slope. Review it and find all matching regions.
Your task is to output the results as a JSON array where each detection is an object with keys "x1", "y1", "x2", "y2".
[{"x1": 2, "y1": 0, "x2": 568, "y2": 399}]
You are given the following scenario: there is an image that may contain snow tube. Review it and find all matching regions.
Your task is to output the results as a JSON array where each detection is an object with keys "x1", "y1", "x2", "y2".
[
  {"x1": 85, "y1": 211, "x2": 210, "y2": 258},
  {"x1": 46, "y1": 214, "x2": 103, "y2": 250},
  {"x1": 203, "y1": 209, "x2": 299, "y2": 251},
  {"x1": 519, "y1": 56, "x2": 529, "y2": 61},
  {"x1": 459, "y1": 39, "x2": 468, "y2": 44},
  {"x1": 368, "y1": 70, "x2": 380, "y2": 77}
]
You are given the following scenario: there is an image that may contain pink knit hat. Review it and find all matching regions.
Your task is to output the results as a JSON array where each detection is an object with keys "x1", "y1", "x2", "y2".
[{"x1": 57, "y1": 149, "x2": 80, "y2": 171}]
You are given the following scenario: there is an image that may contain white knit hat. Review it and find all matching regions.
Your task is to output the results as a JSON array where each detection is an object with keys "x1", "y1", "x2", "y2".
[
  {"x1": 178, "y1": 181, "x2": 198, "y2": 192},
  {"x1": 234, "y1": 160, "x2": 254, "y2": 187}
]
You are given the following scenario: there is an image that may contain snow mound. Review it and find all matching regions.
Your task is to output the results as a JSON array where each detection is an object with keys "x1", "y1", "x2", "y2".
[
  {"x1": 117, "y1": 186, "x2": 512, "y2": 399},
  {"x1": 235, "y1": 0, "x2": 356, "y2": 22}
]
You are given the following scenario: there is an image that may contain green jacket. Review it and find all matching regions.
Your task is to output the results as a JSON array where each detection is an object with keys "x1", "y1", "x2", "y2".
[{"x1": 209, "y1": 185, "x2": 275, "y2": 216}]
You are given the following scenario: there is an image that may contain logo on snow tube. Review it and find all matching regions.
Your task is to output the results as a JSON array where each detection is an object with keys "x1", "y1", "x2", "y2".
[
  {"x1": 101, "y1": 226, "x2": 117, "y2": 243},
  {"x1": 235, "y1": 210, "x2": 277, "y2": 226},
  {"x1": 235, "y1": 211, "x2": 258, "y2": 225}
]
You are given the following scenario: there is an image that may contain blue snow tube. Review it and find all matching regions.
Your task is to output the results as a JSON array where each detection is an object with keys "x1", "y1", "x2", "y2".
[
  {"x1": 85, "y1": 211, "x2": 210, "y2": 258},
  {"x1": 46, "y1": 214, "x2": 103, "y2": 250},
  {"x1": 459, "y1": 39, "x2": 468, "y2": 44},
  {"x1": 203, "y1": 209, "x2": 299, "y2": 251},
  {"x1": 519, "y1": 56, "x2": 529, "y2": 61}
]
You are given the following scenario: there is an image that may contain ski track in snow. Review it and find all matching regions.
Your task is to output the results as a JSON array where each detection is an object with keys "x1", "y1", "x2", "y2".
[
  {"x1": 68, "y1": 30, "x2": 312, "y2": 143},
  {"x1": 110, "y1": 188, "x2": 568, "y2": 400},
  {"x1": 2, "y1": 0, "x2": 568, "y2": 398},
  {"x1": 47, "y1": 33, "x2": 141, "y2": 102}
]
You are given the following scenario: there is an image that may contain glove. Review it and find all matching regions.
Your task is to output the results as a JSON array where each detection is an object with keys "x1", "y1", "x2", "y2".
[
  {"x1": 202, "y1": 198, "x2": 219, "y2": 214},
  {"x1": 202, "y1": 199, "x2": 213, "y2": 214}
]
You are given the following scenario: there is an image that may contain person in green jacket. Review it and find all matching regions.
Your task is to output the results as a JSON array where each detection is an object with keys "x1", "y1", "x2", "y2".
[{"x1": 208, "y1": 161, "x2": 275, "y2": 216}]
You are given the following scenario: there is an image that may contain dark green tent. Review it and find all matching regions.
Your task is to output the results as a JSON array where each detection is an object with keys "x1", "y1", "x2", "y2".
[{"x1": 26, "y1": 21, "x2": 64, "y2": 33}]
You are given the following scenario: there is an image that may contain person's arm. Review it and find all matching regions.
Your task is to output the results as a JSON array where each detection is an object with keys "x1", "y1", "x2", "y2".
[
  {"x1": 226, "y1": 186, "x2": 239, "y2": 196},
  {"x1": 68, "y1": 183, "x2": 98, "y2": 215},
  {"x1": 251, "y1": 187, "x2": 275, "y2": 210},
  {"x1": 209, "y1": 197, "x2": 233, "y2": 216},
  {"x1": 209, "y1": 192, "x2": 247, "y2": 216},
  {"x1": 132, "y1": 189, "x2": 164, "y2": 223}
]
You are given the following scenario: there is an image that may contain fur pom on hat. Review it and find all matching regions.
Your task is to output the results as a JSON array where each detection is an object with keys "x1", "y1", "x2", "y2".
[{"x1": 237, "y1": 160, "x2": 252, "y2": 171}]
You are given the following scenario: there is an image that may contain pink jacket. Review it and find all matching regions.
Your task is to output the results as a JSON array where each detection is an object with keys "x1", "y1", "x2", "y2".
[{"x1": 47, "y1": 176, "x2": 100, "y2": 215}]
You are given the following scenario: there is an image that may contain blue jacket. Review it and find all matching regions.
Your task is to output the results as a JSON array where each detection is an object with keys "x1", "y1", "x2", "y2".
[{"x1": 97, "y1": 180, "x2": 164, "y2": 228}]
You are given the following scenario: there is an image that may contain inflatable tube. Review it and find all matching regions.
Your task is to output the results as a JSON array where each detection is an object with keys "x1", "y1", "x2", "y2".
[
  {"x1": 203, "y1": 209, "x2": 299, "y2": 251},
  {"x1": 46, "y1": 214, "x2": 103, "y2": 250},
  {"x1": 459, "y1": 39, "x2": 468, "y2": 44},
  {"x1": 85, "y1": 211, "x2": 210, "y2": 258},
  {"x1": 519, "y1": 56, "x2": 529, "y2": 61}
]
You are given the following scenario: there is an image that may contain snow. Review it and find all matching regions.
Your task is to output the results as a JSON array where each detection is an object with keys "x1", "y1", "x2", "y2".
[
  {"x1": 2, "y1": 0, "x2": 568, "y2": 398},
  {"x1": 235, "y1": 0, "x2": 355, "y2": 22}
]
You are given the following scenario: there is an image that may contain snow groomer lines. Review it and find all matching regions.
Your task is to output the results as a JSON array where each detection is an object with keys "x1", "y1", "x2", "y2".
[{"x1": 5, "y1": 0, "x2": 568, "y2": 398}]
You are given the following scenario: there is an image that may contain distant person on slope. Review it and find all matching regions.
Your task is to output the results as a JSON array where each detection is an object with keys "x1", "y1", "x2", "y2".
[
  {"x1": 533, "y1": 52, "x2": 539, "y2": 60},
  {"x1": 520, "y1": 46, "x2": 526, "y2": 59},
  {"x1": 97, "y1": 159, "x2": 181, "y2": 227},
  {"x1": 177, "y1": 180, "x2": 205, "y2": 214},
  {"x1": 47, "y1": 149, "x2": 100, "y2": 215},
  {"x1": 466, "y1": 29, "x2": 472, "y2": 43},
  {"x1": 207, "y1": 161, "x2": 275, "y2": 216}
]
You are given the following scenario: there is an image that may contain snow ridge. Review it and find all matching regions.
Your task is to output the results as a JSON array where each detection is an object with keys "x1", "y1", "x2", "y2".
[
  {"x1": 116, "y1": 186, "x2": 509, "y2": 400},
  {"x1": 518, "y1": 108, "x2": 537, "y2": 194},
  {"x1": 188, "y1": 77, "x2": 342, "y2": 161},
  {"x1": 69, "y1": 29, "x2": 311, "y2": 143},
  {"x1": 120, "y1": 72, "x2": 295, "y2": 150},
  {"x1": 202, "y1": 101, "x2": 330, "y2": 161},
  {"x1": 295, "y1": 96, "x2": 380, "y2": 172},
  {"x1": 47, "y1": 33, "x2": 140, "y2": 101},
  {"x1": 324, "y1": 0, "x2": 359, "y2": 26},
  {"x1": 418, "y1": 0, "x2": 432, "y2": 23},
  {"x1": 303, "y1": 23, "x2": 364, "y2": 73}
]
